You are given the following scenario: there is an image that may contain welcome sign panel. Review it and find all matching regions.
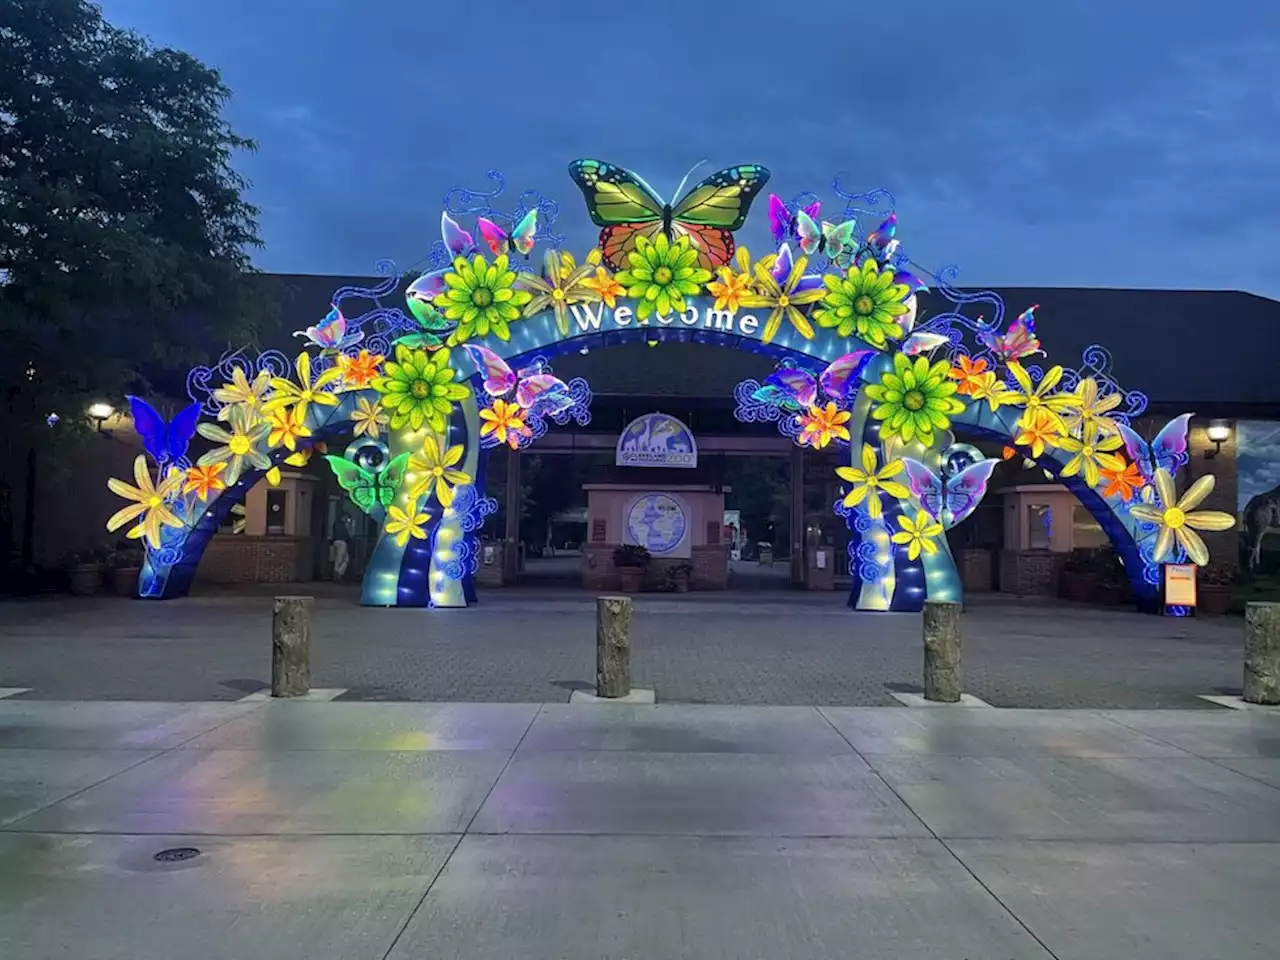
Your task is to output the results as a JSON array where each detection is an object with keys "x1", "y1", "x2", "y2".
[{"x1": 449, "y1": 295, "x2": 860, "y2": 379}]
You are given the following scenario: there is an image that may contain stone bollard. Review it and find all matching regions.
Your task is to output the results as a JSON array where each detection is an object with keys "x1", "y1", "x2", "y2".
[
  {"x1": 596, "y1": 596, "x2": 633, "y2": 698},
  {"x1": 272, "y1": 596, "x2": 313, "y2": 698},
  {"x1": 1243, "y1": 602, "x2": 1280, "y2": 705},
  {"x1": 922, "y1": 600, "x2": 962, "y2": 703}
]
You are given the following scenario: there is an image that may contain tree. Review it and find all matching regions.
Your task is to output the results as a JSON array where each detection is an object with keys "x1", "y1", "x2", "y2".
[
  {"x1": 1, "y1": 0, "x2": 267, "y2": 433},
  {"x1": 0, "y1": 0, "x2": 268, "y2": 569},
  {"x1": 521, "y1": 453, "x2": 593, "y2": 542},
  {"x1": 722, "y1": 456, "x2": 790, "y2": 549}
]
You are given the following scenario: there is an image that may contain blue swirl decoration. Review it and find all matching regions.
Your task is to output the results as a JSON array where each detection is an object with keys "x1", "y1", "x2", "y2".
[
  {"x1": 913, "y1": 265, "x2": 1149, "y2": 427},
  {"x1": 417, "y1": 169, "x2": 566, "y2": 273},
  {"x1": 833, "y1": 496, "x2": 895, "y2": 582},
  {"x1": 187, "y1": 348, "x2": 292, "y2": 414},
  {"x1": 733, "y1": 378, "x2": 788, "y2": 425},
  {"x1": 732, "y1": 376, "x2": 806, "y2": 443},
  {"x1": 444, "y1": 483, "x2": 500, "y2": 583},
  {"x1": 830, "y1": 175, "x2": 897, "y2": 225},
  {"x1": 476, "y1": 359, "x2": 593, "y2": 452}
]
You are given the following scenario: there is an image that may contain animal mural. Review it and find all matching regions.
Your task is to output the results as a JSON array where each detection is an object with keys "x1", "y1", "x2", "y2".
[
  {"x1": 1242, "y1": 484, "x2": 1280, "y2": 571},
  {"x1": 1236, "y1": 420, "x2": 1280, "y2": 573},
  {"x1": 619, "y1": 414, "x2": 694, "y2": 458}
]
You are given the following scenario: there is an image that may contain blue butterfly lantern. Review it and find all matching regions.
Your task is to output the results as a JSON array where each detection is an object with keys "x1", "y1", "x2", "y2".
[{"x1": 127, "y1": 395, "x2": 202, "y2": 468}]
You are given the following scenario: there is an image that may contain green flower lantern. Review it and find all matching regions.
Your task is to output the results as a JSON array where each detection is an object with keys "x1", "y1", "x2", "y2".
[
  {"x1": 373, "y1": 345, "x2": 471, "y2": 432},
  {"x1": 614, "y1": 233, "x2": 711, "y2": 320},
  {"x1": 815, "y1": 258, "x2": 910, "y2": 347},
  {"x1": 433, "y1": 254, "x2": 531, "y2": 344},
  {"x1": 865, "y1": 352, "x2": 965, "y2": 447}
]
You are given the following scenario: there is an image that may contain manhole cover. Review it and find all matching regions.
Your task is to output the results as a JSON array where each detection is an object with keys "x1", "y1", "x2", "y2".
[{"x1": 153, "y1": 847, "x2": 201, "y2": 863}]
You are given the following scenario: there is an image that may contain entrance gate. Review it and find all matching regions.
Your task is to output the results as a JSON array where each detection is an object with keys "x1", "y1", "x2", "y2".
[{"x1": 104, "y1": 160, "x2": 1234, "y2": 612}]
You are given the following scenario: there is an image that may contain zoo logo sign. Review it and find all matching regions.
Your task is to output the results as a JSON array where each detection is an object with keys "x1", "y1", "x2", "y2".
[{"x1": 616, "y1": 412, "x2": 698, "y2": 468}]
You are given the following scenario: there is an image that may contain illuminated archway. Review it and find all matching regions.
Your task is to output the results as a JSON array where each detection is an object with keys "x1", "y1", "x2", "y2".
[{"x1": 106, "y1": 162, "x2": 1234, "y2": 612}]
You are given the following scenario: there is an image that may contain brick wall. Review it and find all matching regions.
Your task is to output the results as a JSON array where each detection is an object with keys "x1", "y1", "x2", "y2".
[
  {"x1": 998, "y1": 550, "x2": 1063, "y2": 596},
  {"x1": 198, "y1": 536, "x2": 311, "y2": 584},
  {"x1": 959, "y1": 548, "x2": 994, "y2": 592},
  {"x1": 691, "y1": 544, "x2": 729, "y2": 589},
  {"x1": 805, "y1": 549, "x2": 835, "y2": 591},
  {"x1": 474, "y1": 539, "x2": 507, "y2": 586},
  {"x1": 581, "y1": 543, "x2": 728, "y2": 590},
  {"x1": 582, "y1": 544, "x2": 615, "y2": 590}
]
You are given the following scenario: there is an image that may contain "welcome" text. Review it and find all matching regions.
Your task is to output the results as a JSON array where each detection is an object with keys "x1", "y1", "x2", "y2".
[{"x1": 567, "y1": 302, "x2": 761, "y2": 338}]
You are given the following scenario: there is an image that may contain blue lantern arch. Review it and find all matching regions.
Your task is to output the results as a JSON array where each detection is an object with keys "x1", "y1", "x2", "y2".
[
  {"x1": 115, "y1": 164, "x2": 1223, "y2": 613},
  {"x1": 450, "y1": 293, "x2": 1160, "y2": 614}
]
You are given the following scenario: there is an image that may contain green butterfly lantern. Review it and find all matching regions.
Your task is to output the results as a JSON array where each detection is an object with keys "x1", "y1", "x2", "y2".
[{"x1": 325, "y1": 451, "x2": 411, "y2": 514}]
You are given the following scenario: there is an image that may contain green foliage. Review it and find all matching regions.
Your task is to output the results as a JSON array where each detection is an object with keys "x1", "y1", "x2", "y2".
[
  {"x1": 613, "y1": 544, "x2": 651, "y2": 568},
  {"x1": 722, "y1": 456, "x2": 790, "y2": 548},
  {"x1": 1063, "y1": 546, "x2": 1127, "y2": 586},
  {"x1": 0, "y1": 0, "x2": 269, "y2": 446},
  {"x1": 57, "y1": 545, "x2": 109, "y2": 569},
  {"x1": 1061, "y1": 547, "x2": 1097, "y2": 575},
  {"x1": 1200, "y1": 561, "x2": 1237, "y2": 586}
]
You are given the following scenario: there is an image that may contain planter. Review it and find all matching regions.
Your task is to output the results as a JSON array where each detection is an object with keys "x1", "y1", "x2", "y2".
[
  {"x1": 1094, "y1": 584, "x2": 1125, "y2": 606},
  {"x1": 617, "y1": 566, "x2": 645, "y2": 593},
  {"x1": 1061, "y1": 571, "x2": 1095, "y2": 603},
  {"x1": 671, "y1": 572, "x2": 690, "y2": 594},
  {"x1": 68, "y1": 564, "x2": 102, "y2": 597},
  {"x1": 111, "y1": 566, "x2": 141, "y2": 597},
  {"x1": 1198, "y1": 584, "x2": 1232, "y2": 615}
]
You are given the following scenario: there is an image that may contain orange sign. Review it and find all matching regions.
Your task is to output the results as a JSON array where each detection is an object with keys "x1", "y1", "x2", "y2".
[{"x1": 1164, "y1": 564, "x2": 1198, "y2": 607}]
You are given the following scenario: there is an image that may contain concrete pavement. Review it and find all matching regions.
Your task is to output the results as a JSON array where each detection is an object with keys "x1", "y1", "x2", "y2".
[{"x1": 1, "y1": 698, "x2": 1279, "y2": 959}]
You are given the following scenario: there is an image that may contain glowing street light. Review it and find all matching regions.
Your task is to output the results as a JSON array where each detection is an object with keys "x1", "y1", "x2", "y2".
[{"x1": 87, "y1": 402, "x2": 114, "y2": 429}]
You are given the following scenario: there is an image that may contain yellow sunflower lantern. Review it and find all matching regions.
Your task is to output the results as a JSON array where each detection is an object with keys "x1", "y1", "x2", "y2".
[
  {"x1": 836, "y1": 444, "x2": 911, "y2": 520},
  {"x1": 739, "y1": 245, "x2": 825, "y2": 343},
  {"x1": 408, "y1": 433, "x2": 472, "y2": 508},
  {"x1": 106, "y1": 455, "x2": 186, "y2": 549},
  {"x1": 519, "y1": 249, "x2": 600, "y2": 335},
  {"x1": 1128, "y1": 468, "x2": 1235, "y2": 566},
  {"x1": 891, "y1": 510, "x2": 945, "y2": 561}
]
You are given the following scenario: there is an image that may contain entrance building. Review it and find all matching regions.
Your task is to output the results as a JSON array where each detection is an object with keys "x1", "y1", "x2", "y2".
[{"x1": 61, "y1": 157, "x2": 1280, "y2": 612}]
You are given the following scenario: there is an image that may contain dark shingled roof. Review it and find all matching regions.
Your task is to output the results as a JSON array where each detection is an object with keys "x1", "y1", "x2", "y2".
[{"x1": 259, "y1": 275, "x2": 1280, "y2": 413}]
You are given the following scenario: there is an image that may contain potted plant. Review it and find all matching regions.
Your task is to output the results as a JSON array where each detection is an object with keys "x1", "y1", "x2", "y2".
[
  {"x1": 108, "y1": 544, "x2": 144, "y2": 597},
  {"x1": 63, "y1": 550, "x2": 104, "y2": 597},
  {"x1": 1198, "y1": 562, "x2": 1235, "y2": 615},
  {"x1": 1091, "y1": 546, "x2": 1131, "y2": 606},
  {"x1": 1060, "y1": 548, "x2": 1097, "y2": 603},
  {"x1": 613, "y1": 544, "x2": 651, "y2": 593},
  {"x1": 665, "y1": 561, "x2": 693, "y2": 594}
]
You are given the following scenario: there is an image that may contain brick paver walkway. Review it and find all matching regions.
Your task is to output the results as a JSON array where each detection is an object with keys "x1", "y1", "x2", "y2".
[{"x1": 0, "y1": 586, "x2": 1244, "y2": 707}]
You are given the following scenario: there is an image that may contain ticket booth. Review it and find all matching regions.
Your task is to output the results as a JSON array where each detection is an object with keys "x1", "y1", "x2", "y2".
[{"x1": 581, "y1": 412, "x2": 730, "y2": 590}]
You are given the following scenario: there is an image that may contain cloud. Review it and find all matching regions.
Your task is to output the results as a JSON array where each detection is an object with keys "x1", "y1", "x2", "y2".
[
  {"x1": 265, "y1": 105, "x2": 313, "y2": 125},
  {"x1": 1238, "y1": 420, "x2": 1280, "y2": 509},
  {"x1": 94, "y1": 0, "x2": 1280, "y2": 297}
]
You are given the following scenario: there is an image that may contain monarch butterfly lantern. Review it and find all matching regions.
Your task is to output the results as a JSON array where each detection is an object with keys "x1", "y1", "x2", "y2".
[{"x1": 568, "y1": 159, "x2": 770, "y2": 271}]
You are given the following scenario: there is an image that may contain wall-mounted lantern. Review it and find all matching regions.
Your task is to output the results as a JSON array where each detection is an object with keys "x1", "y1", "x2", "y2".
[{"x1": 1204, "y1": 420, "x2": 1231, "y2": 459}]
